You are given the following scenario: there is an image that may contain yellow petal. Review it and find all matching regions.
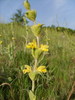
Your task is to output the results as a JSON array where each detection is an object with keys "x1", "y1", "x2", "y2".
[
  {"x1": 23, "y1": 69, "x2": 30, "y2": 74},
  {"x1": 40, "y1": 44, "x2": 49, "y2": 51},
  {"x1": 25, "y1": 65, "x2": 31, "y2": 70},
  {"x1": 37, "y1": 66, "x2": 47, "y2": 73},
  {"x1": 26, "y1": 40, "x2": 37, "y2": 49},
  {"x1": 23, "y1": 65, "x2": 32, "y2": 74},
  {"x1": 41, "y1": 69, "x2": 47, "y2": 73}
]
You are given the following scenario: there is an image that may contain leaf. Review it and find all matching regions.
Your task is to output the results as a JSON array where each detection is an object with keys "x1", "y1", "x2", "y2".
[
  {"x1": 31, "y1": 24, "x2": 43, "y2": 36},
  {"x1": 23, "y1": 0, "x2": 31, "y2": 10},
  {"x1": 29, "y1": 72, "x2": 37, "y2": 81},
  {"x1": 34, "y1": 49, "x2": 42, "y2": 58},
  {"x1": 29, "y1": 90, "x2": 36, "y2": 100},
  {"x1": 25, "y1": 10, "x2": 37, "y2": 21}
]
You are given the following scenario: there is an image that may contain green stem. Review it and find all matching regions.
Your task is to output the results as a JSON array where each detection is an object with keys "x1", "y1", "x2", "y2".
[
  {"x1": 36, "y1": 36, "x2": 39, "y2": 47},
  {"x1": 32, "y1": 80, "x2": 35, "y2": 92},
  {"x1": 34, "y1": 58, "x2": 37, "y2": 70}
]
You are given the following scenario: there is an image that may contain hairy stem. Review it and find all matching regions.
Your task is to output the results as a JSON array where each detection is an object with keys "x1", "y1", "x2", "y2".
[
  {"x1": 36, "y1": 36, "x2": 39, "y2": 47},
  {"x1": 34, "y1": 58, "x2": 37, "y2": 69},
  {"x1": 32, "y1": 80, "x2": 35, "y2": 92}
]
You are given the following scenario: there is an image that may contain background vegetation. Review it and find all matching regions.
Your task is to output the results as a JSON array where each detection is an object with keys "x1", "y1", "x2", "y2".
[{"x1": 0, "y1": 23, "x2": 75, "y2": 100}]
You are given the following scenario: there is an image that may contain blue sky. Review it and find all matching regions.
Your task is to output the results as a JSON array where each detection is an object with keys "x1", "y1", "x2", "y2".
[{"x1": 0, "y1": 0, "x2": 75, "y2": 29}]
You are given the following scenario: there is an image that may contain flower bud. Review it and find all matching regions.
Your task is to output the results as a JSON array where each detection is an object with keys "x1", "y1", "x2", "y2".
[
  {"x1": 25, "y1": 10, "x2": 36, "y2": 21},
  {"x1": 23, "y1": 0, "x2": 31, "y2": 10}
]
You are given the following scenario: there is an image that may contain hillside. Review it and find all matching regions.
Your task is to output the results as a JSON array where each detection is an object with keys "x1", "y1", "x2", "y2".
[{"x1": 0, "y1": 23, "x2": 75, "y2": 100}]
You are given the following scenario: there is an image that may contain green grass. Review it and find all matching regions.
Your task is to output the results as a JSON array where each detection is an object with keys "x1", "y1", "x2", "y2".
[{"x1": 0, "y1": 23, "x2": 75, "y2": 100}]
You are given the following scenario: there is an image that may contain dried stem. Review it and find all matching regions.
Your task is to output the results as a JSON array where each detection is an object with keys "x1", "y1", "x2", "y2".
[
  {"x1": 67, "y1": 81, "x2": 75, "y2": 100},
  {"x1": 0, "y1": 83, "x2": 14, "y2": 100}
]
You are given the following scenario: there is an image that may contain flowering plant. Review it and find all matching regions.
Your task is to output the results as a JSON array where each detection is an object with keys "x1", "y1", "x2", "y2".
[{"x1": 22, "y1": 0, "x2": 49, "y2": 99}]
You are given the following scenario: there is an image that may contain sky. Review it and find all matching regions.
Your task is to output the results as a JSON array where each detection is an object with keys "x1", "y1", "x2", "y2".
[{"x1": 0, "y1": 0, "x2": 75, "y2": 29}]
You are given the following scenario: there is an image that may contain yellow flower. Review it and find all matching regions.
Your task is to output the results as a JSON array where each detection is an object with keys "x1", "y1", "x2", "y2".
[
  {"x1": 12, "y1": 37, "x2": 15, "y2": 40},
  {"x1": 25, "y1": 10, "x2": 36, "y2": 21},
  {"x1": 40, "y1": 44, "x2": 49, "y2": 51},
  {"x1": 23, "y1": 65, "x2": 31, "y2": 74},
  {"x1": 0, "y1": 41, "x2": 3, "y2": 44},
  {"x1": 26, "y1": 40, "x2": 37, "y2": 49},
  {"x1": 31, "y1": 24, "x2": 43, "y2": 36},
  {"x1": 37, "y1": 66, "x2": 47, "y2": 73},
  {"x1": 23, "y1": 0, "x2": 31, "y2": 10}
]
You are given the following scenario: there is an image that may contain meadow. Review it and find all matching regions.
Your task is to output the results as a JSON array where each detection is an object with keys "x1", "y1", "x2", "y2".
[{"x1": 0, "y1": 23, "x2": 75, "y2": 100}]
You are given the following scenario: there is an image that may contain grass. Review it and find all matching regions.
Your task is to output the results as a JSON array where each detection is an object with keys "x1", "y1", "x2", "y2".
[{"x1": 0, "y1": 23, "x2": 75, "y2": 100}]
